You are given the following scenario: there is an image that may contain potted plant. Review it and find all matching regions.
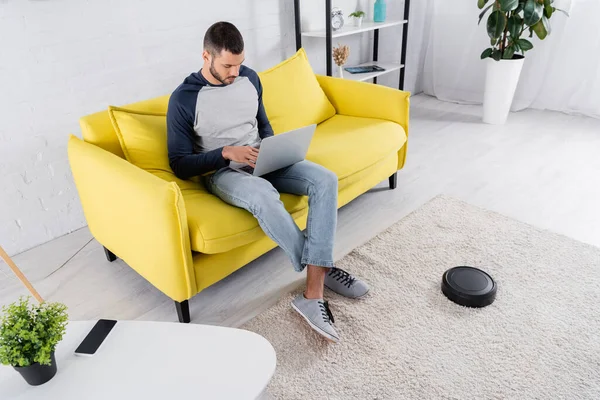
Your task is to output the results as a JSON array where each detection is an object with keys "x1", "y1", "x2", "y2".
[
  {"x1": 349, "y1": 11, "x2": 366, "y2": 28},
  {"x1": 0, "y1": 297, "x2": 68, "y2": 386},
  {"x1": 478, "y1": 0, "x2": 568, "y2": 124}
]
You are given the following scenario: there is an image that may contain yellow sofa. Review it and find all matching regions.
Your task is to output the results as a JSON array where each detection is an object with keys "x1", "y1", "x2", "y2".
[{"x1": 67, "y1": 49, "x2": 410, "y2": 322}]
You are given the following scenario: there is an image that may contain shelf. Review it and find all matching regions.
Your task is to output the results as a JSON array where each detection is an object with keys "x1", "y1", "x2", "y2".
[
  {"x1": 301, "y1": 20, "x2": 407, "y2": 39},
  {"x1": 341, "y1": 62, "x2": 404, "y2": 82}
]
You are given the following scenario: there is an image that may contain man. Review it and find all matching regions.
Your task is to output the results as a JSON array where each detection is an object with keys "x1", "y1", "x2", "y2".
[{"x1": 167, "y1": 22, "x2": 369, "y2": 343}]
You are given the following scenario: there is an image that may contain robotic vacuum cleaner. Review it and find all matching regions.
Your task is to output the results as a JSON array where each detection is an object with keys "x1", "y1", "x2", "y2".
[{"x1": 441, "y1": 266, "x2": 496, "y2": 308}]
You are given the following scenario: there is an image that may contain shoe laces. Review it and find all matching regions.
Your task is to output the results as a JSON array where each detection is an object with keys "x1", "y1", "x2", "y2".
[
  {"x1": 319, "y1": 300, "x2": 335, "y2": 324},
  {"x1": 329, "y1": 267, "x2": 356, "y2": 288}
]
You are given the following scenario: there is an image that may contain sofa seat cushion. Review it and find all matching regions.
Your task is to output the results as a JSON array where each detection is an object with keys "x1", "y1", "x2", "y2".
[
  {"x1": 179, "y1": 183, "x2": 308, "y2": 254},
  {"x1": 306, "y1": 115, "x2": 407, "y2": 189}
]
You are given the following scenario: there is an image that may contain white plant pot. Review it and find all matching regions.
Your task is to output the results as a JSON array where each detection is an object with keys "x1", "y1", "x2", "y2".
[
  {"x1": 338, "y1": 65, "x2": 344, "y2": 78},
  {"x1": 482, "y1": 56, "x2": 525, "y2": 125},
  {"x1": 355, "y1": 17, "x2": 363, "y2": 28}
]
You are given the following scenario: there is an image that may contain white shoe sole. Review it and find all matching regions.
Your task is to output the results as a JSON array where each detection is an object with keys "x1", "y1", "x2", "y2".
[{"x1": 291, "y1": 302, "x2": 339, "y2": 343}]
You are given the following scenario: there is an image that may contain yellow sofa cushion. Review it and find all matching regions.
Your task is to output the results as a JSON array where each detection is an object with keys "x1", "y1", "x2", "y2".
[
  {"x1": 306, "y1": 115, "x2": 407, "y2": 189},
  {"x1": 258, "y1": 48, "x2": 336, "y2": 134},
  {"x1": 108, "y1": 106, "x2": 170, "y2": 174},
  {"x1": 182, "y1": 186, "x2": 308, "y2": 254}
]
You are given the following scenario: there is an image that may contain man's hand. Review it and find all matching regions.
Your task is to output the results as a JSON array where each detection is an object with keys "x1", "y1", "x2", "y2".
[{"x1": 222, "y1": 146, "x2": 260, "y2": 167}]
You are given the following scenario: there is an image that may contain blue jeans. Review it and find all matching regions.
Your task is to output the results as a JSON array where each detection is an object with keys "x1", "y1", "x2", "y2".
[{"x1": 205, "y1": 160, "x2": 338, "y2": 272}]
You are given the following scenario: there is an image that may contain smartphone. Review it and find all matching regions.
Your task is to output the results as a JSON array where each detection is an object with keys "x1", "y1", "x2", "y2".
[{"x1": 74, "y1": 319, "x2": 117, "y2": 356}]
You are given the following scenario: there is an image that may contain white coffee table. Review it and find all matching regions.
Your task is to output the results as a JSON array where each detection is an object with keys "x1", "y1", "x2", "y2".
[{"x1": 0, "y1": 320, "x2": 276, "y2": 399}]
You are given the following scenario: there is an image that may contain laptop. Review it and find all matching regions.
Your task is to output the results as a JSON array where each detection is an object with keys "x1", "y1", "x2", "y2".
[{"x1": 228, "y1": 124, "x2": 316, "y2": 176}]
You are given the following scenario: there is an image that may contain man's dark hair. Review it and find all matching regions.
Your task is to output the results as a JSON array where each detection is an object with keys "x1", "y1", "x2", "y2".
[{"x1": 204, "y1": 22, "x2": 244, "y2": 57}]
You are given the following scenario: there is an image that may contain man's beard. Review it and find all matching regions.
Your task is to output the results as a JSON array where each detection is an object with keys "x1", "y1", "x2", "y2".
[{"x1": 210, "y1": 59, "x2": 235, "y2": 85}]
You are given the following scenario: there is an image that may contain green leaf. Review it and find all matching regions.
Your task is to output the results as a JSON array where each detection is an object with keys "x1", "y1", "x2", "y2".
[
  {"x1": 532, "y1": 16, "x2": 550, "y2": 39},
  {"x1": 481, "y1": 48, "x2": 494, "y2": 59},
  {"x1": 507, "y1": 16, "x2": 515, "y2": 37},
  {"x1": 517, "y1": 38, "x2": 533, "y2": 50},
  {"x1": 531, "y1": 20, "x2": 547, "y2": 39},
  {"x1": 499, "y1": 0, "x2": 519, "y2": 12},
  {"x1": 478, "y1": 3, "x2": 494, "y2": 25},
  {"x1": 478, "y1": 0, "x2": 490, "y2": 10},
  {"x1": 523, "y1": 0, "x2": 543, "y2": 26},
  {"x1": 503, "y1": 45, "x2": 516, "y2": 59},
  {"x1": 487, "y1": 10, "x2": 507, "y2": 40},
  {"x1": 492, "y1": 49, "x2": 502, "y2": 61},
  {"x1": 544, "y1": 0, "x2": 554, "y2": 18},
  {"x1": 491, "y1": 37, "x2": 498, "y2": 46},
  {"x1": 507, "y1": 15, "x2": 521, "y2": 39}
]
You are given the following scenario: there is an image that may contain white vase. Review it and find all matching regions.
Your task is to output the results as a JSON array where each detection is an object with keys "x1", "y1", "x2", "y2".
[
  {"x1": 355, "y1": 17, "x2": 363, "y2": 28},
  {"x1": 482, "y1": 57, "x2": 525, "y2": 124},
  {"x1": 338, "y1": 65, "x2": 344, "y2": 78}
]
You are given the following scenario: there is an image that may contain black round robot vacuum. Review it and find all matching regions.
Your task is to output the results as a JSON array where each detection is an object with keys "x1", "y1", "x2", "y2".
[{"x1": 441, "y1": 266, "x2": 497, "y2": 308}]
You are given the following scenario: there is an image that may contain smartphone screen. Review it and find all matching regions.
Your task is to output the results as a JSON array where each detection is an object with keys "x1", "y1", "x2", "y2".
[{"x1": 74, "y1": 319, "x2": 117, "y2": 356}]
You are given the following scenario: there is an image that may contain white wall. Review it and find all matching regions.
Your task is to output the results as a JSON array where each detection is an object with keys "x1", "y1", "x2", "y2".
[{"x1": 0, "y1": 0, "x2": 423, "y2": 256}]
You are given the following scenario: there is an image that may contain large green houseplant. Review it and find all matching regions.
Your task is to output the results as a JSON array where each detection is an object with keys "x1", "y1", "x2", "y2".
[
  {"x1": 478, "y1": 0, "x2": 568, "y2": 60},
  {"x1": 0, "y1": 297, "x2": 68, "y2": 386},
  {"x1": 477, "y1": 0, "x2": 568, "y2": 124}
]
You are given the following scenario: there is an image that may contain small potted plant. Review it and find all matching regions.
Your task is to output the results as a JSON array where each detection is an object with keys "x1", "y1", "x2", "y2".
[
  {"x1": 0, "y1": 297, "x2": 68, "y2": 386},
  {"x1": 349, "y1": 11, "x2": 366, "y2": 28}
]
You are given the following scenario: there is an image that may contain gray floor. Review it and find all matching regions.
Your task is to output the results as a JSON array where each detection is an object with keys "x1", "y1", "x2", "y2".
[{"x1": 2, "y1": 94, "x2": 600, "y2": 328}]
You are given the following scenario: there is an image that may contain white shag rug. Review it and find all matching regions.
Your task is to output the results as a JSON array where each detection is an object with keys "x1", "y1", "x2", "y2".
[{"x1": 242, "y1": 195, "x2": 600, "y2": 399}]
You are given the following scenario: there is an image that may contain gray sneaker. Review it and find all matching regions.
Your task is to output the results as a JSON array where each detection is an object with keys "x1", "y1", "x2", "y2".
[
  {"x1": 325, "y1": 267, "x2": 370, "y2": 299},
  {"x1": 291, "y1": 294, "x2": 339, "y2": 343}
]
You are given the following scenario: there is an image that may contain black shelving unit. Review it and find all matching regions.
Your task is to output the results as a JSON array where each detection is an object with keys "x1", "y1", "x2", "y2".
[{"x1": 293, "y1": 0, "x2": 411, "y2": 90}]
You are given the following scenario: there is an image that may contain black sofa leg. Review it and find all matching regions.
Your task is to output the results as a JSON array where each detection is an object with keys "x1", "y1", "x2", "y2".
[
  {"x1": 175, "y1": 300, "x2": 190, "y2": 323},
  {"x1": 389, "y1": 172, "x2": 398, "y2": 190},
  {"x1": 104, "y1": 246, "x2": 117, "y2": 262}
]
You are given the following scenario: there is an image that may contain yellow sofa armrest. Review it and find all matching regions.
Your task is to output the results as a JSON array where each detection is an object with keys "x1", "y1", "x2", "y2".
[
  {"x1": 316, "y1": 75, "x2": 410, "y2": 169},
  {"x1": 67, "y1": 135, "x2": 196, "y2": 301},
  {"x1": 317, "y1": 74, "x2": 410, "y2": 131}
]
